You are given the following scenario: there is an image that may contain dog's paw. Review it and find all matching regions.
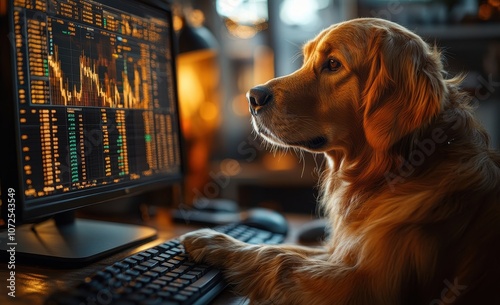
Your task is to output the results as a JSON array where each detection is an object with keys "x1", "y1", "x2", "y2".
[{"x1": 180, "y1": 228, "x2": 239, "y2": 265}]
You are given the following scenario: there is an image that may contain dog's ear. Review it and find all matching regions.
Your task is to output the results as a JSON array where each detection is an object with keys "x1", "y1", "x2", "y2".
[{"x1": 362, "y1": 27, "x2": 445, "y2": 151}]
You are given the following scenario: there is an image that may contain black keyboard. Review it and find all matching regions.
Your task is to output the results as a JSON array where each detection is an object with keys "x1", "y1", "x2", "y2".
[{"x1": 45, "y1": 223, "x2": 286, "y2": 305}]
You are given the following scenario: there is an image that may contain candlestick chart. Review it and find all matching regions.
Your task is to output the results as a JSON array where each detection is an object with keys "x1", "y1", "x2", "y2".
[{"x1": 47, "y1": 17, "x2": 151, "y2": 109}]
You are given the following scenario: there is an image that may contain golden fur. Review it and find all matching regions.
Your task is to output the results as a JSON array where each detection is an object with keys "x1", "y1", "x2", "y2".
[{"x1": 181, "y1": 18, "x2": 500, "y2": 304}]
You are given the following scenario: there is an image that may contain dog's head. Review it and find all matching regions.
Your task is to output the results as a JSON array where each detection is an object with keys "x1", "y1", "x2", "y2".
[{"x1": 247, "y1": 18, "x2": 447, "y2": 156}]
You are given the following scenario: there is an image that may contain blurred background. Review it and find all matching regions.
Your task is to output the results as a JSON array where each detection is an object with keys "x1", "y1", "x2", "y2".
[{"x1": 173, "y1": 0, "x2": 500, "y2": 216}]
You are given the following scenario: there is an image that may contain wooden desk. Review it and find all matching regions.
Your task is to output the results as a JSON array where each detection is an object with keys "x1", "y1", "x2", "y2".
[{"x1": 0, "y1": 209, "x2": 315, "y2": 305}]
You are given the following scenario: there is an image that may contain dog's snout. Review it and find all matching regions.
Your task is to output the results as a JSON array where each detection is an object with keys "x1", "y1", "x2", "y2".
[{"x1": 247, "y1": 86, "x2": 273, "y2": 115}]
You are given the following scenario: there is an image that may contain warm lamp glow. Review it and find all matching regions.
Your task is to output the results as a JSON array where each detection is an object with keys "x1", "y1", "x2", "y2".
[
  {"x1": 173, "y1": 14, "x2": 183, "y2": 31},
  {"x1": 177, "y1": 62, "x2": 205, "y2": 118},
  {"x1": 200, "y1": 102, "x2": 219, "y2": 121},
  {"x1": 177, "y1": 51, "x2": 221, "y2": 137}
]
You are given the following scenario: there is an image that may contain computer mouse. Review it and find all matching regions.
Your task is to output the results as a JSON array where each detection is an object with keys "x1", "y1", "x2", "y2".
[
  {"x1": 240, "y1": 208, "x2": 289, "y2": 236},
  {"x1": 297, "y1": 218, "x2": 330, "y2": 244}
]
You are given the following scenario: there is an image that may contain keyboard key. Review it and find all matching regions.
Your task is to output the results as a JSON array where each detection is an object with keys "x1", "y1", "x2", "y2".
[
  {"x1": 158, "y1": 275, "x2": 175, "y2": 282},
  {"x1": 166, "y1": 240, "x2": 179, "y2": 246},
  {"x1": 133, "y1": 265, "x2": 148, "y2": 272},
  {"x1": 127, "y1": 281, "x2": 143, "y2": 290},
  {"x1": 169, "y1": 282, "x2": 184, "y2": 288},
  {"x1": 156, "y1": 290, "x2": 172, "y2": 298},
  {"x1": 160, "y1": 253, "x2": 173, "y2": 260},
  {"x1": 165, "y1": 250, "x2": 179, "y2": 256},
  {"x1": 171, "y1": 265, "x2": 189, "y2": 274},
  {"x1": 105, "y1": 266, "x2": 121, "y2": 274},
  {"x1": 186, "y1": 270, "x2": 203, "y2": 279},
  {"x1": 165, "y1": 272, "x2": 180, "y2": 278},
  {"x1": 125, "y1": 269, "x2": 141, "y2": 277},
  {"x1": 146, "y1": 248, "x2": 160, "y2": 255},
  {"x1": 180, "y1": 274, "x2": 197, "y2": 282},
  {"x1": 141, "y1": 259, "x2": 159, "y2": 268},
  {"x1": 183, "y1": 286, "x2": 200, "y2": 294},
  {"x1": 130, "y1": 254, "x2": 146, "y2": 262},
  {"x1": 146, "y1": 283, "x2": 161, "y2": 291},
  {"x1": 138, "y1": 251, "x2": 152, "y2": 259},
  {"x1": 115, "y1": 273, "x2": 132, "y2": 282},
  {"x1": 123, "y1": 258, "x2": 139, "y2": 266},
  {"x1": 190, "y1": 269, "x2": 221, "y2": 291},
  {"x1": 162, "y1": 286, "x2": 179, "y2": 293},
  {"x1": 151, "y1": 266, "x2": 168, "y2": 274},
  {"x1": 152, "y1": 255, "x2": 166, "y2": 262},
  {"x1": 152, "y1": 279, "x2": 167, "y2": 286},
  {"x1": 174, "y1": 278, "x2": 190, "y2": 286},
  {"x1": 135, "y1": 275, "x2": 152, "y2": 283},
  {"x1": 143, "y1": 271, "x2": 159, "y2": 278}
]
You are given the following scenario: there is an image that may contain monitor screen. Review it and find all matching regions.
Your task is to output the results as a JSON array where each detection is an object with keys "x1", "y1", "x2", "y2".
[{"x1": 1, "y1": 0, "x2": 183, "y2": 224}]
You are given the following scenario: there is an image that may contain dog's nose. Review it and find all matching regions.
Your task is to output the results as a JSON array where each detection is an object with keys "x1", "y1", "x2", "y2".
[{"x1": 246, "y1": 86, "x2": 273, "y2": 115}]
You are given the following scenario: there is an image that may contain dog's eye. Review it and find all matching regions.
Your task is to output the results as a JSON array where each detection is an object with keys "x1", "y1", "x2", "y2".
[{"x1": 328, "y1": 59, "x2": 342, "y2": 72}]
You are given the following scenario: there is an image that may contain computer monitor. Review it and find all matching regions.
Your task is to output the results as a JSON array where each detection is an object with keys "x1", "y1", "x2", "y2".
[{"x1": 0, "y1": 0, "x2": 184, "y2": 265}]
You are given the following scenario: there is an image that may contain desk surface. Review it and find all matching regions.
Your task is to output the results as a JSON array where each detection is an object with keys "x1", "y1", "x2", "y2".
[{"x1": 0, "y1": 208, "x2": 315, "y2": 305}]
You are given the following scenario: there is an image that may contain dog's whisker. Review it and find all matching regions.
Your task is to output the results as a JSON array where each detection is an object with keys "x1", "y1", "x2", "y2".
[{"x1": 290, "y1": 50, "x2": 304, "y2": 64}]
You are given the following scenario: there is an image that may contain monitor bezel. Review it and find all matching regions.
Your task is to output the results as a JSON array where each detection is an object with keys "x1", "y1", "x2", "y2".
[{"x1": 0, "y1": 0, "x2": 185, "y2": 224}]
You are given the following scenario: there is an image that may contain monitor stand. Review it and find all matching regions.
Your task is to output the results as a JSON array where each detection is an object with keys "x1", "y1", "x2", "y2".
[{"x1": 0, "y1": 211, "x2": 157, "y2": 267}]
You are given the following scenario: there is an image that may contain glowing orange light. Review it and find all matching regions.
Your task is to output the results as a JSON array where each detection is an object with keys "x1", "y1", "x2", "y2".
[
  {"x1": 488, "y1": 0, "x2": 500, "y2": 7},
  {"x1": 478, "y1": 4, "x2": 494, "y2": 20}
]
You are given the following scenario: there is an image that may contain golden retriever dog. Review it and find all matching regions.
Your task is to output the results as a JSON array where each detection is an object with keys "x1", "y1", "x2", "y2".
[{"x1": 181, "y1": 18, "x2": 500, "y2": 304}]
